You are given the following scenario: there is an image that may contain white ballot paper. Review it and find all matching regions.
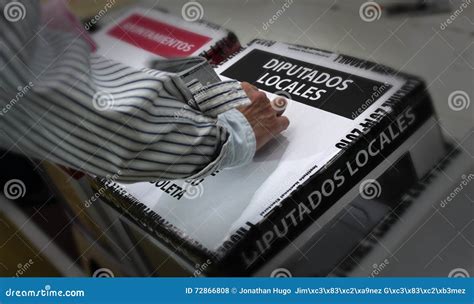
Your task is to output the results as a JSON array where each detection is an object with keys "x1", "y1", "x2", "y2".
[{"x1": 117, "y1": 41, "x2": 405, "y2": 252}]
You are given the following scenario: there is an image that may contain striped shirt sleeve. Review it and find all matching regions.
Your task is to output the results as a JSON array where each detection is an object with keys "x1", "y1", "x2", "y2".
[{"x1": 0, "y1": 0, "x2": 255, "y2": 182}]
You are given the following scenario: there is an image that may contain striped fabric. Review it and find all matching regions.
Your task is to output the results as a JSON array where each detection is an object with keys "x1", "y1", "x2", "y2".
[{"x1": 0, "y1": 0, "x2": 252, "y2": 182}]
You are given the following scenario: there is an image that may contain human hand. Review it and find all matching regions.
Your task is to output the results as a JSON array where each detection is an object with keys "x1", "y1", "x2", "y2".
[{"x1": 238, "y1": 82, "x2": 290, "y2": 151}]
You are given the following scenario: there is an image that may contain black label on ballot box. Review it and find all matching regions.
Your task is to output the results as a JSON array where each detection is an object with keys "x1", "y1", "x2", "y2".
[{"x1": 220, "y1": 49, "x2": 391, "y2": 119}]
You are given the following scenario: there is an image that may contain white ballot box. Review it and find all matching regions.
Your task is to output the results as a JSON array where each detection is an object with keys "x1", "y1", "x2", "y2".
[
  {"x1": 92, "y1": 7, "x2": 241, "y2": 68},
  {"x1": 92, "y1": 40, "x2": 447, "y2": 276}
]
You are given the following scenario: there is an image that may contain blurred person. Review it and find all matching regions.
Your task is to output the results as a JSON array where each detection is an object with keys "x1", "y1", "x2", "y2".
[{"x1": 0, "y1": 0, "x2": 289, "y2": 182}]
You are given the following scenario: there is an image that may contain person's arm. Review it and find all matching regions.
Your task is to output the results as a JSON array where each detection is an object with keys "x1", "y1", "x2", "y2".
[{"x1": 0, "y1": 1, "x2": 288, "y2": 182}]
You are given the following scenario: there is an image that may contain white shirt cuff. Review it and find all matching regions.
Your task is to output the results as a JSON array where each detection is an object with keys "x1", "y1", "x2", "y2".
[{"x1": 217, "y1": 108, "x2": 256, "y2": 169}]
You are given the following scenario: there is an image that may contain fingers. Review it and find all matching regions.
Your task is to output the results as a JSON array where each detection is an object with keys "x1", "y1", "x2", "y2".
[
  {"x1": 241, "y1": 82, "x2": 259, "y2": 98},
  {"x1": 242, "y1": 82, "x2": 289, "y2": 115},
  {"x1": 241, "y1": 82, "x2": 268, "y2": 104},
  {"x1": 240, "y1": 81, "x2": 290, "y2": 137},
  {"x1": 275, "y1": 116, "x2": 290, "y2": 133}
]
